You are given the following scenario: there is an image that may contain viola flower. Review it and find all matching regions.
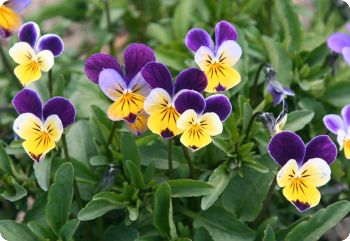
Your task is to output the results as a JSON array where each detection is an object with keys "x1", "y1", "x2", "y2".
[
  {"x1": 84, "y1": 44, "x2": 155, "y2": 132},
  {"x1": 12, "y1": 88, "x2": 75, "y2": 162},
  {"x1": 264, "y1": 65, "x2": 294, "y2": 106},
  {"x1": 126, "y1": 112, "x2": 149, "y2": 136},
  {"x1": 9, "y1": 21, "x2": 64, "y2": 86},
  {"x1": 0, "y1": 0, "x2": 30, "y2": 38},
  {"x1": 185, "y1": 20, "x2": 242, "y2": 93},
  {"x1": 142, "y1": 62, "x2": 207, "y2": 139},
  {"x1": 327, "y1": 24, "x2": 350, "y2": 65},
  {"x1": 174, "y1": 90, "x2": 231, "y2": 151},
  {"x1": 323, "y1": 104, "x2": 350, "y2": 159},
  {"x1": 259, "y1": 99, "x2": 288, "y2": 136},
  {"x1": 268, "y1": 131, "x2": 337, "y2": 212}
]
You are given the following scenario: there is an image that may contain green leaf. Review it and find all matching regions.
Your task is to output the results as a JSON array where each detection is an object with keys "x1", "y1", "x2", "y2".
[
  {"x1": 121, "y1": 133, "x2": 141, "y2": 169},
  {"x1": 0, "y1": 144, "x2": 12, "y2": 173},
  {"x1": 0, "y1": 220, "x2": 37, "y2": 241},
  {"x1": 46, "y1": 163, "x2": 74, "y2": 233},
  {"x1": 285, "y1": 201, "x2": 350, "y2": 241},
  {"x1": 147, "y1": 23, "x2": 172, "y2": 44},
  {"x1": 153, "y1": 183, "x2": 177, "y2": 239},
  {"x1": 221, "y1": 155, "x2": 276, "y2": 222},
  {"x1": 33, "y1": 158, "x2": 52, "y2": 191},
  {"x1": 59, "y1": 219, "x2": 80, "y2": 241},
  {"x1": 167, "y1": 179, "x2": 214, "y2": 198},
  {"x1": 284, "y1": 110, "x2": 314, "y2": 132},
  {"x1": 201, "y1": 164, "x2": 231, "y2": 210},
  {"x1": 193, "y1": 206, "x2": 255, "y2": 241},
  {"x1": 126, "y1": 160, "x2": 145, "y2": 189},
  {"x1": 263, "y1": 225, "x2": 275, "y2": 241},
  {"x1": 172, "y1": 0, "x2": 196, "y2": 38},
  {"x1": 28, "y1": 221, "x2": 56, "y2": 241},
  {"x1": 154, "y1": 48, "x2": 188, "y2": 72},
  {"x1": 103, "y1": 225, "x2": 139, "y2": 241},
  {"x1": 324, "y1": 82, "x2": 350, "y2": 107},
  {"x1": 194, "y1": 227, "x2": 214, "y2": 241},
  {"x1": 89, "y1": 155, "x2": 109, "y2": 166},
  {"x1": 0, "y1": 180, "x2": 27, "y2": 202},
  {"x1": 78, "y1": 199, "x2": 126, "y2": 221}
]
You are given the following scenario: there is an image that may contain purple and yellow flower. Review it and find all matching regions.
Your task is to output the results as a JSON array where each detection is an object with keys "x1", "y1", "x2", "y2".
[
  {"x1": 185, "y1": 20, "x2": 242, "y2": 93},
  {"x1": 0, "y1": 0, "x2": 30, "y2": 38},
  {"x1": 84, "y1": 44, "x2": 155, "y2": 136},
  {"x1": 12, "y1": 88, "x2": 75, "y2": 162},
  {"x1": 141, "y1": 62, "x2": 207, "y2": 139},
  {"x1": 173, "y1": 90, "x2": 231, "y2": 151},
  {"x1": 259, "y1": 99, "x2": 288, "y2": 136},
  {"x1": 327, "y1": 24, "x2": 350, "y2": 65},
  {"x1": 268, "y1": 131, "x2": 337, "y2": 212},
  {"x1": 9, "y1": 22, "x2": 64, "y2": 86},
  {"x1": 264, "y1": 65, "x2": 294, "y2": 106},
  {"x1": 323, "y1": 104, "x2": 350, "y2": 159}
]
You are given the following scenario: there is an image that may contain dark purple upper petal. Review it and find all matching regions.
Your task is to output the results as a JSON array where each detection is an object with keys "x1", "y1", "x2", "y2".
[
  {"x1": 124, "y1": 43, "x2": 155, "y2": 85},
  {"x1": 174, "y1": 68, "x2": 207, "y2": 94},
  {"x1": 268, "y1": 131, "x2": 306, "y2": 166},
  {"x1": 304, "y1": 135, "x2": 337, "y2": 165},
  {"x1": 327, "y1": 32, "x2": 350, "y2": 54},
  {"x1": 267, "y1": 85, "x2": 284, "y2": 106},
  {"x1": 84, "y1": 53, "x2": 123, "y2": 84},
  {"x1": 174, "y1": 90, "x2": 206, "y2": 115},
  {"x1": 6, "y1": 0, "x2": 31, "y2": 12},
  {"x1": 141, "y1": 62, "x2": 173, "y2": 95},
  {"x1": 323, "y1": 114, "x2": 345, "y2": 134},
  {"x1": 18, "y1": 22, "x2": 40, "y2": 48},
  {"x1": 43, "y1": 97, "x2": 76, "y2": 128},
  {"x1": 12, "y1": 88, "x2": 43, "y2": 118},
  {"x1": 341, "y1": 104, "x2": 350, "y2": 128},
  {"x1": 204, "y1": 94, "x2": 232, "y2": 121},
  {"x1": 215, "y1": 21, "x2": 238, "y2": 49},
  {"x1": 185, "y1": 28, "x2": 214, "y2": 52},
  {"x1": 37, "y1": 34, "x2": 64, "y2": 57}
]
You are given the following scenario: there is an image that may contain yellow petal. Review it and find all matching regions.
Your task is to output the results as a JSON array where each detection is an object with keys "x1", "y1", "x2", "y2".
[
  {"x1": 177, "y1": 109, "x2": 198, "y2": 130},
  {"x1": 37, "y1": 50, "x2": 54, "y2": 72},
  {"x1": 204, "y1": 64, "x2": 241, "y2": 93},
  {"x1": 14, "y1": 61, "x2": 42, "y2": 86},
  {"x1": 276, "y1": 159, "x2": 298, "y2": 187},
  {"x1": 44, "y1": 115, "x2": 63, "y2": 142},
  {"x1": 197, "y1": 112, "x2": 223, "y2": 136},
  {"x1": 107, "y1": 92, "x2": 145, "y2": 123},
  {"x1": 147, "y1": 107, "x2": 181, "y2": 139},
  {"x1": 13, "y1": 113, "x2": 43, "y2": 140},
  {"x1": 23, "y1": 133, "x2": 56, "y2": 162},
  {"x1": 180, "y1": 125, "x2": 212, "y2": 151},
  {"x1": 299, "y1": 158, "x2": 331, "y2": 187},
  {"x1": 126, "y1": 112, "x2": 148, "y2": 136},
  {"x1": 0, "y1": 5, "x2": 21, "y2": 32},
  {"x1": 344, "y1": 139, "x2": 350, "y2": 159},
  {"x1": 9, "y1": 42, "x2": 35, "y2": 64},
  {"x1": 144, "y1": 88, "x2": 172, "y2": 115}
]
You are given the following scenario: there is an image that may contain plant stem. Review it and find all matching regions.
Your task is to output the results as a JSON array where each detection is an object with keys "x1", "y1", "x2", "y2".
[
  {"x1": 107, "y1": 121, "x2": 117, "y2": 148},
  {"x1": 168, "y1": 139, "x2": 174, "y2": 179},
  {"x1": 103, "y1": 0, "x2": 115, "y2": 56},
  {"x1": 0, "y1": 44, "x2": 21, "y2": 88},
  {"x1": 243, "y1": 111, "x2": 262, "y2": 143},
  {"x1": 48, "y1": 70, "x2": 53, "y2": 98},
  {"x1": 61, "y1": 133, "x2": 84, "y2": 209},
  {"x1": 182, "y1": 146, "x2": 195, "y2": 179},
  {"x1": 251, "y1": 63, "x2": 265, "y2": 106}
]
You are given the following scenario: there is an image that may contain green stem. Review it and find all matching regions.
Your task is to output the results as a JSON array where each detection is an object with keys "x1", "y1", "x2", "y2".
[
  {"x1": 168, "y1": 139, "x2": 174, "y2": 179},
  {"x1": 106, "y1": 121, "x2": 117, "y2": 161},
  {"x1": 61, "y1": 133, "x2": 84, "y2": 209},
  {"x1": 0, "y1": 45, "x2": 21, "y2": 88},
  {"x1": 103, "y1": 0, "x2": 115, "y2": 56},
  {"x1": 48, "y1": 70, "x2": 53, "y2": 98},
  {"x1": 243, "y1": 111, "x2": 262, "y2": 143},
  {"x1": 251, "y1": 63, "x2": 265, "y2": 106},
  {"x1": 182, "y1": 146, "x2": 195, "y2": 179}
]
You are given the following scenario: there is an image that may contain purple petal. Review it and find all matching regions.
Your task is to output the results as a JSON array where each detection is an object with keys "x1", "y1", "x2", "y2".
[
  {"x1": 342, "y1": 104, "x2": 350, "y2": 128},
  {"x1": 185, "y1": 28, "x2": 214, "y2": 52},
  {"x1": 0, "y1": 28, "x2": 12, "y2": 38},
  {"x1": 323, "y1": 114, "x2": 345, "y2": 134},
  {"x1": 5, "y1": 0, "x2": 31, "y2": 12},
  {"x1": 267, "y1": 85, "x2": 284, "y2": 106},
  {"x1": 174, "y1": 68, "x2": 207, "y2": 94},
  {"x1": 293, "y1": 200, "x2": 311, "y2": 212},
  {"x1": 327, "y1": 32, "x2": 350, "y2": 54},
  {"x1": 84, "y1": 53, "x2": 123, "y2": 84},
  {"x1": 18, "y1": 22, "x2": 40, "y2": 48},
  {"x1": 124, "y1": 43, "x2": 155, "y2": 85},
  {"x1": 37, "y1": 34, "x2": 64, "y2": 57},
  {"x1": 282, "y1": 87, "x2": 295, "y2": 96},
  {"x1": 141, "y1": 62, "x2": 173, "y2": 95},
  {"x1": 174, "y1": 90, "x2": 206, "y2": 114},
  {"x1": 304, "y1": 135, "x2": 337, "y2": 165},
  {"x1": 268, "y1": 131, "x2": 306, "y2": 166},
  {"x1": 12, "y1": 88, "x2": 43, "y2": 118},
  {"x1": 342, "y1": 47, "x2": 350, "y2": 65},
  {"x1": 215, "y1": 21, "x2": 238, "y2": 49},
  {"x1": 43, "y1": 97, "x2": 76, "y2": 128},
  {"x1": 204, "y1": 94, "x2": 232, "y2": 121}
]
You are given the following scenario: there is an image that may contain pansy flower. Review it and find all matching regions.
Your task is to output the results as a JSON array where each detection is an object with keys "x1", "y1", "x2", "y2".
[
  {"x1": 9, "y1": 21, "x2": 64, "y2": 86},
  {"x1": 185, "y1": 20, "x2": 242, "y2": 93},
  {"x1": 327, "y1": 24, "x2": 350, "y2": 65},
  {"x1": 323, "y1": 104, "x2": 350, "y2": 159},
  {"x1": 264, "y1": 65, "x2": 294, "y2": 106},
  {"x1": 84, "y1": 44, "x2": 155, "y2": 132},
  {"x1": 259, "y1": 99, "x2": 288, "y2": 136},
  {"x1": 12, "y1": 88, "x2": 75, "y2": 162},
  {"x1": 0, "y1": 0, "x2": 30, "y2": 38},
  {"x1": 142, "y1": 62, "x2": 207, "y2": 139},
  {"x1": 125, "y1": 112, "x2": 148, "y2": 136},
  {"x1": 268, "y1": 131, "x2": 337, "y2": 212},
  {"x1": 174, "y1": 90, "x2": 231, "y2": 151}
]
